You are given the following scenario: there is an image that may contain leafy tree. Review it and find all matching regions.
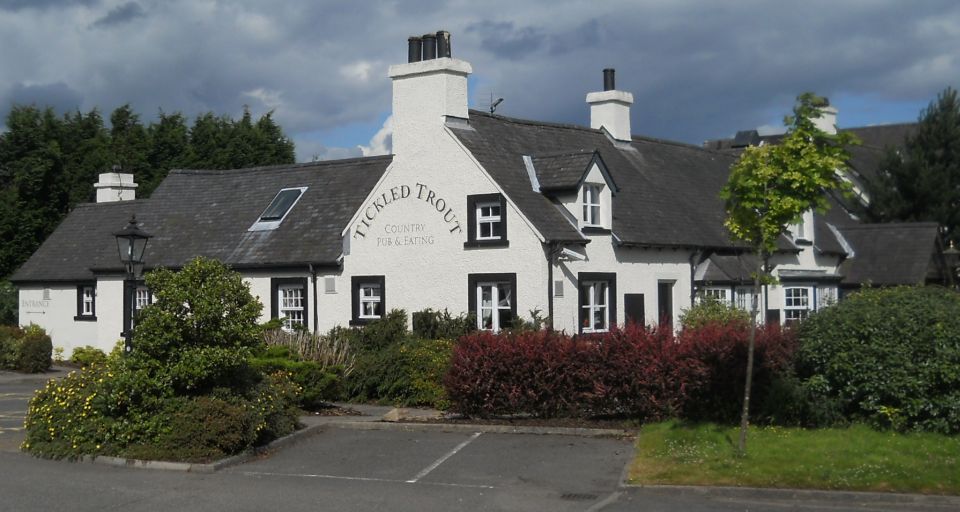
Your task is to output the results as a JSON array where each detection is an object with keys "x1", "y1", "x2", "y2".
[
  {"x1": 863, "y1": 87, "x2": 960, "y2": 244},
  {"x1": 720, "y1": 92, "x2": 857, "y2": 454},
  {"x1": 129, "y1": 256, "x2": 264, "y2": 394}
]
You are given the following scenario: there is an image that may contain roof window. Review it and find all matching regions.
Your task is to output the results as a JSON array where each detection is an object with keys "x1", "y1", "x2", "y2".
[{"x1": 249, "y1": 187, "x2": 307, "y2": 231}]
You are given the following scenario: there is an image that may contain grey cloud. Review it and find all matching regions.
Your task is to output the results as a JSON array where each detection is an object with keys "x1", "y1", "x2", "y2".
[
  {"x1": 466, "y1": 21, "x2": 546, "y2": 60},
  {"x1": 91, "y1": 2, "x2": 144, "y2": 28},
  {"x1": 2, "y1": 0, "x2": 959, "y2": 162},
  {"x1": 2, "y1": 82, "x2": 83, "y2": 114},
  {"x1": 0, "y1": 0, "x2": 96, "y2": 11}
]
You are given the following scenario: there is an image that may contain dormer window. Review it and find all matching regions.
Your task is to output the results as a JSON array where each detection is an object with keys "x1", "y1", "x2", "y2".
[
  {"x1": 582, "y1": 183, "x2": 603, "y2": 226},
  {"x1": 790, "y1": 210, "x2": 814, "y2": 244},
  {"x1": 249, "y1": 187, "x2": 307, "y2": 231},
  {"x1": 465, "y1": 193, "x2": 508, "y2": 248}
]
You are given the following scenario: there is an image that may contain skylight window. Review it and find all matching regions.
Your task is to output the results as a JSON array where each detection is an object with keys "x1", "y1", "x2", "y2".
[{"x1": 249, "y1": 187, "x2": 307, "y2": 231}]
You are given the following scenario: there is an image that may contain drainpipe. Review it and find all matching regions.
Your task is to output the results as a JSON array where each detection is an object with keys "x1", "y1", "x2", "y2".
[
  {"x1": 309, "y1": 264, "x2": 319, "y2": 335},
  {"x1": 546, "y1": 242, "x2": 563, "y2": 331}
]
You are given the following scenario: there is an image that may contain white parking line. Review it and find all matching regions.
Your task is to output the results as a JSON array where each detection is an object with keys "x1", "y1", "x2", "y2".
[
  {"x1": 238, "y1": 470, "x2": 494, "y2": 489},
  {"x1": 406, "y1": 432, "x2": 481, "y2": 484}
]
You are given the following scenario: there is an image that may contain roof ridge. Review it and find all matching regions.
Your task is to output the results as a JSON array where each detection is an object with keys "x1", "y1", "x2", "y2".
[
  {"x1": 531, "y1": 149, "x2": 597, "y2": 159},
  {"x1": 170, "y1": 155, "x2": 393, "y2": 175},
  {"x1": 467, "y1": 109, "x2": 603, "y2": 134},
  {"x1": 841, "y1": 222, "x2": 940, "y2": 230},
  {"x1": 70, "y1": 199, "x2": 149, "y2": 209}
]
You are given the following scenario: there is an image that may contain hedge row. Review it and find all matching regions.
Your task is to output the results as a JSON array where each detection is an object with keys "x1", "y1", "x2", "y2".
[{"x1": 444, "y1": 323, "x2": 796, "y2": 420}]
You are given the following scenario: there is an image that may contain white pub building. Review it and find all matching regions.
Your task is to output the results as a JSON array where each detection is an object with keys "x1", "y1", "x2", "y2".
[{"x1": 12, "y1": 32, "x2": 947, "y2": 356}]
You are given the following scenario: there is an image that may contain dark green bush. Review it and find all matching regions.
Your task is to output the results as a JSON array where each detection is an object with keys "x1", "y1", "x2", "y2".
[
  {"x1": 0, "y1": 279, "x2": 16, "y2": 326},
  {"x1": 343, "y1": 310, "x2": 453, "y2": 408},
  {"x1": 412, "y1": 309, "x2": 476, "y2": 339},
  {"x1": 16, "y1": 324, "x2": 52, "y2": 373},
  {"x1": 0, "y1": 325, "x2": 20, "y2": 369},
  {"x1": 70, "y1": 346, "x2": 107, "y2": 368},
  {"x1": 249, "y1": 356, "x2": 343, "y2": 410},
  {"x1": 154, "y1": 396, "x2": 259, "y2": 461},
  {"x1": 352, "y1": 309, "x2": 408, "y2": 352},
  {"x1": 796, "y1": 286, "x2": 960, "y2": 433}
]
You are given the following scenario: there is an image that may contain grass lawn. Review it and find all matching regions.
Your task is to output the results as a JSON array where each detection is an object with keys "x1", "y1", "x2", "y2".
[{"x1": 629, "y1": 421, "x2": 960, "y2": 495}]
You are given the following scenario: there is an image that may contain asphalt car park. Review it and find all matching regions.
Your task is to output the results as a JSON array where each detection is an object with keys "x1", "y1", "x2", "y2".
[
  {"x1": 227, "y1": 426, "x2": 632, "y2": 498},
  {"x1": 0, "y1": 381, "x2": 43, "y2": 452}
]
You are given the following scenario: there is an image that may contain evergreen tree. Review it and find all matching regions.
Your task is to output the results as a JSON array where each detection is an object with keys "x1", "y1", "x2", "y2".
[
  {"x1": 0, "y1": 102, "x2": 297, "y2": 300},
  {"x1": 864, "y1": 87, "x2": 960, "y2": 244},
  {"x1": 145, "y1": 110, "x2": 189, "y2": 195}
]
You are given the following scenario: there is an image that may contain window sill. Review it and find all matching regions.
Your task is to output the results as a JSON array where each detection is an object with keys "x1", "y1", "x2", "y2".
[
  {"x1": 463, "y1": 239, "x2": 510, "y2": 249},
  {"x1": 74, "y1": 315, "x2": 97, "y2": 322},
  {"x1": 793, "y1": 238, "x2": 813, "y2": 246},
  {"x1": 349, "y1": 317, "x2": 379, "y2": 326}
]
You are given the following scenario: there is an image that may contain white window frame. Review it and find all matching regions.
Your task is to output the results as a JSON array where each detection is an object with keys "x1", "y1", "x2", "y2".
[
  {"x1": 581, "y1": 281, "x2": 610, "y2": 333},
  {"x1": 475, "y1": 201, "x2": 503, "y2": 241},
  {"x1": 701, "y1": 287, "x2": 731, "y2": 305},
  {"x1": 134, "y1": 286, "x2": 151, "y2": 311},
  {"x1": 278, "y1": 284, "x2": 305, "y2": 331},
  {"x1": 359, "y1": 283, "x2": 382, "y2": 319},
  {"x1": 81, "y1": 286, "x2": 95, "y2": 316},
  {"x1": 582, "y1": 183, "x2": 603, "y2": 227},
  {"x1": 476, "y1": 282, "x2": 513, "y2": 332},
  {"x1": 783, "y1": 286, "x2": 813, "y2": 323},
  {"x1": 816, "y1": 285, "x2": 837, "y2": 310}
]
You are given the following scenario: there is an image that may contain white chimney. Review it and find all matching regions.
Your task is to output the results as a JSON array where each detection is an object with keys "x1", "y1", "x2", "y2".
[
  {"x1": 94, "y1": 172, "x2": 138, "y2": 203},
  {"x1": 586, "y1": 68, "x2": 633, "y2": 142},
  {"x1": 813, "y1": 102, "x2": 838, "y2": 135},
  {"x1": 389, "y1": 31, "x2": 471, "y2": 157}
]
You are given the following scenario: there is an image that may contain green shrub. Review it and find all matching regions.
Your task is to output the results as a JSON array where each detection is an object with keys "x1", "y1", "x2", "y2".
[
  {"x1": 412, "y1": 309, "x2": 476, "y2": 339},
  {"x1": 352, "y1": 309, "x2": 408, "y2": 352},
  {"x1": 16, "y1": 324, "x2": 52, "y2": 373},
  {"x1": 343, "y1": 311, "x2": 454, "y2": 408},
  {"x1": 249, "y1": 356, "x2": 343, "y2": 410},
  {"x1": 796, "y1": 286, "x2": 960, "y2": 433},
  {"x1": 153, "y1": 396, "x2": 259, "y2": 461},
  {"x1": 70, "y1": 346, "x2": 107, "y2": 368},
  {"x1": 23, "y1": 258, "x2": 300, "y2": 461},
  {"x1": 679, "y1": 296, "x2": 751, "y2": 330},
  {"x1": 0, "y1": 325, "x2": 20, "y2": 369}
]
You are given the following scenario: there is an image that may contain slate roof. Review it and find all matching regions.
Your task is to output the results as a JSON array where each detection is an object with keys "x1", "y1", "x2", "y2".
[
  {"x1": 837, "y1": 222, "x2": 940, "y2": 286},
  {"x1": 531, "y1": 150, "x2": 597, "y2": 191},
  {"x1": 451, "y1": 111, "x2": 743, "y2": 248},
  {"x1": 11, "y1": 157, "x2": 392, "y2": 283},
  {"x1": 696, "y1": 253, "x2": 758, "y2": 283}
]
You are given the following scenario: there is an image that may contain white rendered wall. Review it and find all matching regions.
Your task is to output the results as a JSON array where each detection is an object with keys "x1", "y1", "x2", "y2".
[
  {"x1": 552, "y1": 236, "x2": 693, "y2": 332},
  {"x1": 338, "y1": 120, "x2": 550, "y2": 331},
  {"x1": 19, "y1": 285, "x2": 104, "y2": 357}
]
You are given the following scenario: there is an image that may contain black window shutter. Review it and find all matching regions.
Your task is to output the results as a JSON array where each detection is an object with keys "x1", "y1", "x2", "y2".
[{"x1": 624, "y1": 293, "x2": 644, "y2": 326}]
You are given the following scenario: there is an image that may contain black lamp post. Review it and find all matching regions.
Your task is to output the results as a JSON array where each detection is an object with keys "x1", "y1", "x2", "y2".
[
  {"x1": 113, "y1": 215, "x2": 152, "y2": 354},
  {"x1": 945, "y1": 240, "x2": 960, "y2": 290}
]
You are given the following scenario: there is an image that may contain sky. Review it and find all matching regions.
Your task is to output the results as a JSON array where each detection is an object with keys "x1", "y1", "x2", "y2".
[{"x1": 2, "y1": 0, "x2": 959, "y2": 162}]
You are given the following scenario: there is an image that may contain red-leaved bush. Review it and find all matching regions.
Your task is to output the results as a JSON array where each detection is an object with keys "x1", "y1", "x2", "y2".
[
  {"x1": 677, "y1": 322, "x2": 797, "y2": 423},
  {"x1": 443, "y1": 324, "x2": 705, "y2": 419}
]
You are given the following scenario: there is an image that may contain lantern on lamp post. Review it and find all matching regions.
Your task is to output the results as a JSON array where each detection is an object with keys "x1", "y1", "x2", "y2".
[{"x1": 113, "y1": 215, "x2": 152, "y2": 354}]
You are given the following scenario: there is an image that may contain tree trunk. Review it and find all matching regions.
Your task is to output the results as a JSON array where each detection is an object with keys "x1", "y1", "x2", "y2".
[{"x1": 737, "y1": 254, "x2": 762, "y2": 456}]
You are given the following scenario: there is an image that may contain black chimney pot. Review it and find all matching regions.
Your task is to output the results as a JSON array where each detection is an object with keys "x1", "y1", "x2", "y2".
[
  {"x1": 408, "y1": 37, "x2": 422, "y2": 63},
  {"x1": 603, "y1": 68, "x2": 615, "y2": 91},
  {"x1": 422, "y1": 33, "x2": 437, "y2": 60},
  {"x1": 436, "y1": 30, "x2": 451, "y2": 58}
]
